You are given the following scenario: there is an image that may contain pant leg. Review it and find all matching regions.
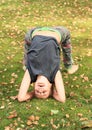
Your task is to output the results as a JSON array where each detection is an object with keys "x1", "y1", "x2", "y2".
[
  {"x1": 61, "y1": 37, "x2": 73, "y2": 69},
  {"x1": 23, "y1": 44, "x2": 28, "y2": 67},
  {"x1": 23, "y1": 29, "x2": 35, "y2": 68}
]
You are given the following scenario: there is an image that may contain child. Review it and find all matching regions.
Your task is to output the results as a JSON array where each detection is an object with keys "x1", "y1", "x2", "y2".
[{"x1": 17, "y1": 26, "x2": 78, "y2": 103}]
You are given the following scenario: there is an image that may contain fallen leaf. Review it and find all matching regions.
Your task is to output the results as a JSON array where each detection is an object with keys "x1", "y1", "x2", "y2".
[
  {"x1": 83, "y1": 76, "x2": 89, "y2": 81},
  {"x1": 50, "y1": 119, "x2": 54, "y2": 125},
  {"x1": 52, "y1": 124, "x2": 58, "y2": 129},
  {"x1": 7, "y1": 111, "x2": 17, "y2": 119},
  {"x1": 65, "y1": 114, "x2": 70, "y2": 118},
  {"x1": 0, "y1": 106, "x2": 5, "y2": 109},
  {"x1": 10, "y1": 78, "x2": 15, "y2": 84},
  {"x1": 10, "y1": 96, "x2": 18, "y2": 100},
  {"x1": 81, "y1": 120, "x2": 92, "y2": 128},
  {"x1": 1, "y1": 82, "x2": 8, "y2": 85},
  {"x1": 80, "y1": 117, "x2": 88, "y2": 121},
  {"x1": 41, "y1": 124, "x2": 46, "y2": 127},
  {"x1": 27, "y1": 120, "x2": 32, "y2": 126},
  {"x1": 28, "y1": 115, "x2": 35, "y2": 121},
  {"x1": 36, "y1": 106, "x2": 40, "y2": 111},
  {"x1": 69, "y1": 92, "x2": 76, "y2": 97},
  {"x1": 35, "y1": 116, "x2": 40, "y2": 121},
  {"x1": 77, "y1": 113, "x2": 83, "y2": 117},
  {"x1": 32, "y1": 121, "x2": 38, "y2": 125},
  {"x1": 51, "y1": 110, "x2": 59, "y2": 115},
  {"x1": 4, "y1": 126, "x2": 11, "y2": 130},
  {"x1": 66, "y1": 122, "x2": 71, "y2": 127}
]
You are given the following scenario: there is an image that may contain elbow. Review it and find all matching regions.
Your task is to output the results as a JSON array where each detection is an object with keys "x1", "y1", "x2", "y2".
[
  {"x1": 61, "y1": 98, "x2": 66, "y2": 103},
  {"x1": 60, "y1": 97, "x2": 66, "y2": 103}
]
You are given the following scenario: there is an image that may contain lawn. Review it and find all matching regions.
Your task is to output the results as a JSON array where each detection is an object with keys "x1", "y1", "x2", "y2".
[{"x1": 0, "y1": 0, "x2": 92, "y2": 129}]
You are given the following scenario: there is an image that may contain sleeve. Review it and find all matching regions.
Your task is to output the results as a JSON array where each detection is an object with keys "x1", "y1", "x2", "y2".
[
  {"x1": 55, "y1": 26, "x2": 74, "y2": 69},
  {"x1": 61, "y1": 37, "x2": 73, "y2": 69}
]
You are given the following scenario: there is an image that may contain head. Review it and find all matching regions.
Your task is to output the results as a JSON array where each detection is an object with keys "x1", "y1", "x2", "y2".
[{"x1": 34, "y1": 75, "x2": 52, "y2": 99}]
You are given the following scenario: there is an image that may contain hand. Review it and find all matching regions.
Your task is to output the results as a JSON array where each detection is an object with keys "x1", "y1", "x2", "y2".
[{"x1": 67, "y1": 65, "x2": 79, "y2": 74}]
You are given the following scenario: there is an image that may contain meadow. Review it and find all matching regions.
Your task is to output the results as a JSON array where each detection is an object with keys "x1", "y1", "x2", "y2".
[{"x1": 0, "y1": 0, "x2": 92, "y2": 129}]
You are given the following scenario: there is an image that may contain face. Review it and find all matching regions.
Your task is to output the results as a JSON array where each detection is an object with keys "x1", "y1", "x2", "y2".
[{"x1": 34, "y1": 75, "x2": 52, "y2": 99}]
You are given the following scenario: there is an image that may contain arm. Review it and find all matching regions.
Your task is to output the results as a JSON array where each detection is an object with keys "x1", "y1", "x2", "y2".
[
  {"x1": 18, "y1": 69, "x2": 35, "y2": 102},
  {"x1": 61, "y1": 39, "x2": 78, "y2": 74},
  {"x1": 53, "y1": 70, "x2": 66, "y2": 103}
]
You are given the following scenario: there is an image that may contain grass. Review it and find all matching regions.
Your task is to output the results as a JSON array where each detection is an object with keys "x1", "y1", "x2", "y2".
[{"x1": 0, "y1": 0, "x2": 92, "y2": 129}]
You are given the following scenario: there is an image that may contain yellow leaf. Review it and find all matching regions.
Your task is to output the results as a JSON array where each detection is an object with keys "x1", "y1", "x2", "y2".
[{"x1": 65, "y1": 114, "x2": 70, "y2": 118}]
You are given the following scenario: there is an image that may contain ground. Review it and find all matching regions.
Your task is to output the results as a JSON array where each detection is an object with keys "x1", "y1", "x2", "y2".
[{"x1": 0, "y1": 0, "x2": 92, "y2": 129}]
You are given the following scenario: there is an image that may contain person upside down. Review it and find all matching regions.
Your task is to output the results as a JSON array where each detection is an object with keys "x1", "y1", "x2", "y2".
[{"x1": 16, "y1": 26, "x2": 78, "y2": 103}]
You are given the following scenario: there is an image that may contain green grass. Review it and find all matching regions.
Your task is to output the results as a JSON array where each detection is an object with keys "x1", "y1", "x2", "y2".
[{"x1": 0, "y1": 0, "x2": 92, "y2": 129}]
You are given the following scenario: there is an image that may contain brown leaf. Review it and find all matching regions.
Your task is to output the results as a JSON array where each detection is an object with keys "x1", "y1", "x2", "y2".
[
  {"x1": 10, "y1": 96, "x2": 18, "y2": 100},
  {"x1": 35, "y1": 116, "x2": 40, "y2": 121},
  {"x1": 69, "y1": 92, "x2": 76, "y2": 97},
  {"x1": 52, "y1": 124, "x2": 57, "y2": 129},
  {"x1": 4, "y1": 126, "x2": 11, "y2": 130},
  {"x1": 52, "y1": 124, "x2": 60, "y2": 129},
  {"x1": 83, "y1": 76, "x2": 89, "y2": 81},
  {"x1": 28, "y1": 115, "x2": 35, "y2": 121},
  {"x1": 26, "y1": 120, "x2": 32, "y2": 126},
  {"x1": 80, "y1": 117, "x2": 88, "y2": 121},
  {"x1": 7, "y1": 111, "x2": 17, "y2": 119},
  {"x1": 1, "y1": 82, "x2": 8, "y2": 85},
  {"x1": 32, "y1": 121, "x2": 38, "y2": 125},
  {"x1": 81, "y1": 120, "x2": 92, "y2": 128},
  {"x1": 11, "y1": 73, "x2": 18, "y2": 78},
  {"x1": 77, "y1": 113, "x2": 83, "y2": 117},
  {"x1": 10, "y1": 78, "x2": 15, "y2": 84}
]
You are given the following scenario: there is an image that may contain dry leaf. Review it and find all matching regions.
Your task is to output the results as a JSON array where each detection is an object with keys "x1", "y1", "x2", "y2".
[
  {"x1": 52, "y1": 124, "x2": 58, "y2": 129},
  {"x1": 32, "y1": 121, "x2": 38, "y2": 125},
  {"x1": 36, "y1": 106, "x2": 40, "y2": 111},
  {"x1": 83, "y1": 76, "x2": 89, "y2": 81},
  {"x1": 7, "y1": 111, "x2": 17, "y2": 119},
  {"x1": 0, "y1": 106, "x2": 5, "y2": 109},
  {"x1": 26, "y1": 120, "x2": 32, "y2": 126},
  {"x1": 4, "y1": 126, "x2": 11, "y2": 130},
  {"x1": 41, "y1": 124, "x2": 46, "y2": 127},
  {"x1": 69, "y1": 92, "x2": 76, "y2": 97},
  {"x1": 65, "y1": 114, "x2": 70, "y2": 118},
  {"x1": 10, "y1": 96, "x2": 18, "y2": 100},
  {"x1": 28, "y1": 115, "x2": 35, "y2": 121},
  {"x1": 1, "y1": 82, "x2": 8, "y2": 85},
  {"x1": 81, "y1": 120, "x2": 92, "y2": 128},
  {"x1": 77, "y1": 113, "x2": 83, "y2": 117},
  {"x1": 50, "y1": 119, "x2": 54, "y2": 125},
  {"x1": 80, "y1": 117, "x2": 88, "y2": 121},
  {"x1": 35, "y1": 116, "x2": 40, "y2": 121},
  {"x1": 51, "y1": 110, "x2": 59, "y2": 115}
]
